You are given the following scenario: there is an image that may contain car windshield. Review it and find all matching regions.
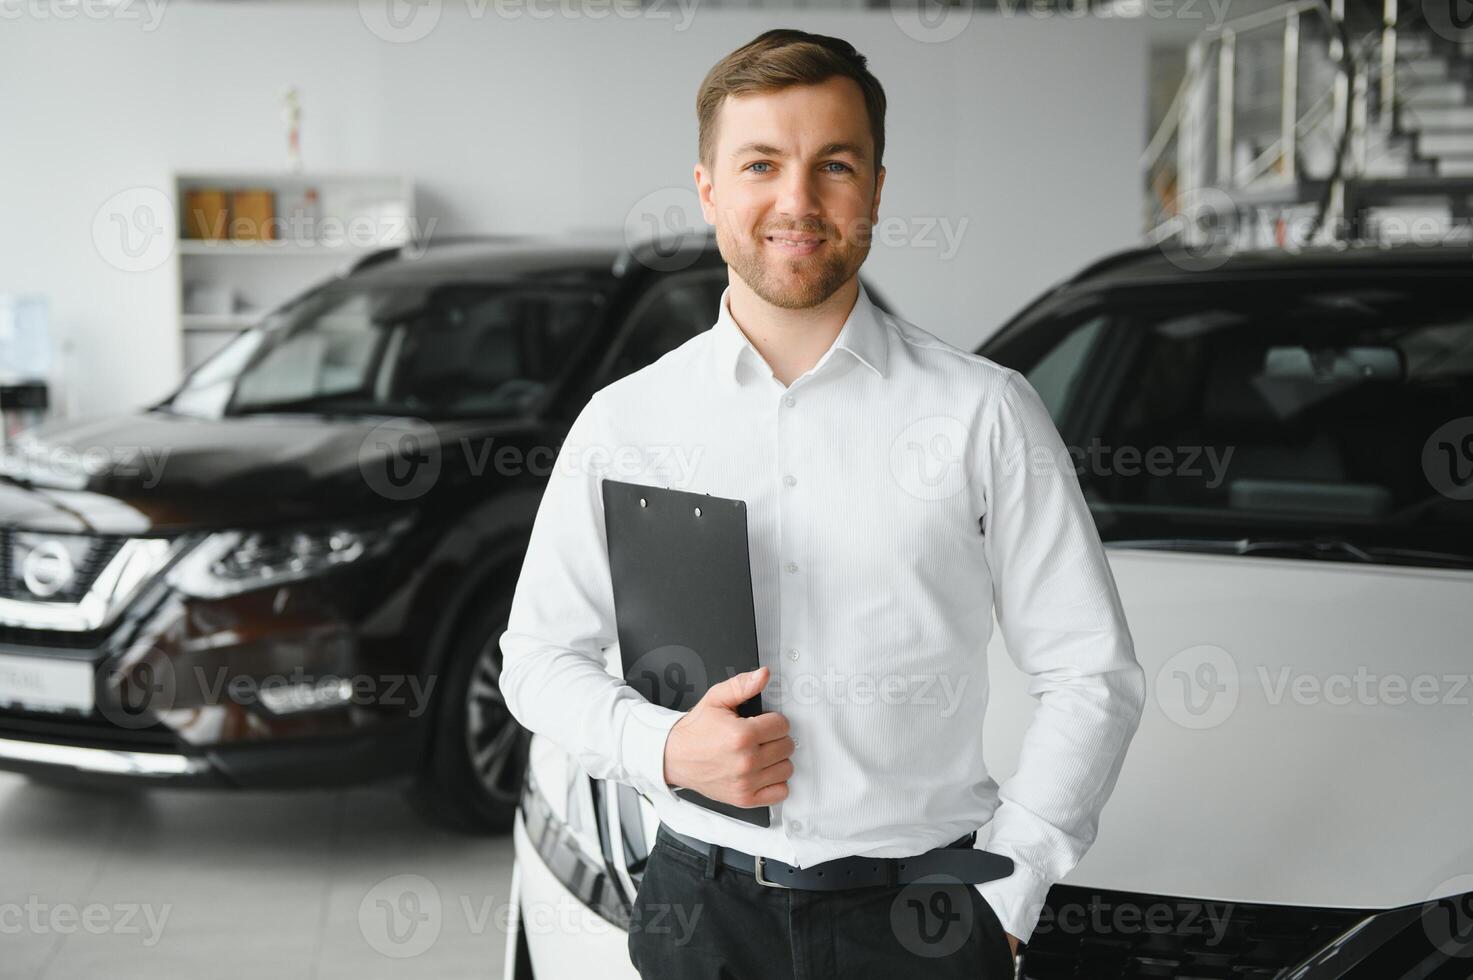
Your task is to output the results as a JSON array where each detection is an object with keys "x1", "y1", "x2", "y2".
[
  {"x1": 164, "y1": 280, "x2": 606, "y2": 420},
  {"x1": 988, "y1": 274, "x2": 1473, "y2": 569}
]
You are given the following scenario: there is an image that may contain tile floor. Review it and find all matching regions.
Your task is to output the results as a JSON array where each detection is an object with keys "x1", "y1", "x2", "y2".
[{"x1": 0, "y1": 772, "x2": 513, "y2": 980}]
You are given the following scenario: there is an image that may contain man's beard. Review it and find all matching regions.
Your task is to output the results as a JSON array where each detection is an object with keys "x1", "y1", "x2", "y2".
[{"x1": 716, "y1": 219, "x2": 868, "y2": 310}]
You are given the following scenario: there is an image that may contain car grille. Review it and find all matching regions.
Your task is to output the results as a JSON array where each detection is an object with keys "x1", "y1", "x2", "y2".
[
  {"x1": 0, "y1": 624, "x2": 115, "y2": 649},
  {"x1": 1021, "y1": 884, "x2": 1369, "y2": 980},
  {"x1": 0, "y1": 529, "x2": 126, "y2": 603},
  {"x1": 0, "y1": 705, "x2": 179, "y2": 753}
]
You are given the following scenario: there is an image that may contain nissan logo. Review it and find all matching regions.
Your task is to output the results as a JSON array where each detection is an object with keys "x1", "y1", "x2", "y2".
[{"x1": 21, "y1": 541, "x2": 75, "y2": 598}]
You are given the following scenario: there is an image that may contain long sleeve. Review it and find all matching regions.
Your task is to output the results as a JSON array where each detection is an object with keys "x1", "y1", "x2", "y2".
[
  {"x1": 498, "y1": 390, "x2": 685, "y2": 804},
  {"x1": 972, "y1": 370, "x2": 1147, "y2": 944}
]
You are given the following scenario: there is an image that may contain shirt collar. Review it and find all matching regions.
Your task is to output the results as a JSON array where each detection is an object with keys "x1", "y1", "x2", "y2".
[{"x1": 711, "y1": 280, "x2": 889, "y2": 387}]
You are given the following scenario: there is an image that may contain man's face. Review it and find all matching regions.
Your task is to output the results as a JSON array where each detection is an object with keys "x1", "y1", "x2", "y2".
[{"x1": 696, "y1": 76, "x2": 885, "y2": 311}]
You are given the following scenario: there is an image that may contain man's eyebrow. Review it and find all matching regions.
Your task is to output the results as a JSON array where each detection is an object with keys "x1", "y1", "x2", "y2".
[{"x1": 730, "y1": 141, "x2": 868, "y2": 160}]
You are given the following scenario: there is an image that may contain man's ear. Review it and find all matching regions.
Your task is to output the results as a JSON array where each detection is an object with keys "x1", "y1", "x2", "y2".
[
  {"x1": 695, "y1": 162, "x2": 716, "y2": 226},
  {"x1": 871, "y1": 165, "x2": 886, "y2": 226}
]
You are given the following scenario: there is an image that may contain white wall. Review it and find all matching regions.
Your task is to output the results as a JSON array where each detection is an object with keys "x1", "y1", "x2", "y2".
[{"x1": 0, "y1": 5, "x2": 1145, "y2": 418}]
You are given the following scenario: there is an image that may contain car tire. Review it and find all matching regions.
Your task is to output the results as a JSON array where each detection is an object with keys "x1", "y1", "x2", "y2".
[{"x1": 411, "y1": 595, "x2": 530, "y2": 834}]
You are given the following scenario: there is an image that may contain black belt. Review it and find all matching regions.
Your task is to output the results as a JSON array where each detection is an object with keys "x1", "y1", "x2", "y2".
[{"x1": 661, "y1": 826, "x2": 1015, "y2": 890}]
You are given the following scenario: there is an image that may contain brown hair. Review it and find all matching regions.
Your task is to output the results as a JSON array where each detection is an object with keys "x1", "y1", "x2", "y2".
[{"x1": 696, "y1": 29, "x2": 887, "y2": 180}]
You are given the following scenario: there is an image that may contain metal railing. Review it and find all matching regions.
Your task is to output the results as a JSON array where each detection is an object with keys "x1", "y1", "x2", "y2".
[{"x1": 1144, "y1": 0, "x2": 1451, "y2": 246}]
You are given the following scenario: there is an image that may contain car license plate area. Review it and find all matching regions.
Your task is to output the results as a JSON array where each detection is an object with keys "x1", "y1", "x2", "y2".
[{"x1": 0, "y1": 652, "x2": 95, "y2": 714}]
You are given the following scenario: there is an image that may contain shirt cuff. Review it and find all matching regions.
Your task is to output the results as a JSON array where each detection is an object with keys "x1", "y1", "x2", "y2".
[
  {"x1": 973, "y1": 853, "x2": 1054, "y2": 944},
  {"x1": 619, "y1": 699, "x2": 686, "y2": 804}
]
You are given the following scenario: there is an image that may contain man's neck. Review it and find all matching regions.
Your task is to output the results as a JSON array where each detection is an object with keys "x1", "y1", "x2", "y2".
[{"x1": 726, "y1": 277, "x2": 860, "y2": 388}]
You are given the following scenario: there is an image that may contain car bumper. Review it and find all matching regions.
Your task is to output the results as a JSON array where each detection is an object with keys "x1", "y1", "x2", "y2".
[
  {"x1": 0, "y1": 724, "x2": 418, "y2": 788},
  {"x1": 0, "y1": 576, "x2": 428, "y2": 788}
]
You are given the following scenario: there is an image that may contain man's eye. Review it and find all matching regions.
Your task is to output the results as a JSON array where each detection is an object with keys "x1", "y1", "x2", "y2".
[{"x1": 744, "y1": 161, "x2": 851, "y2": 174}]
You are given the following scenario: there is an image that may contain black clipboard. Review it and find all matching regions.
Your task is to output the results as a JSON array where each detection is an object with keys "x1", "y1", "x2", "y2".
[{"x1": 601, "y1": 478, "x2": 770, "y2": 827}]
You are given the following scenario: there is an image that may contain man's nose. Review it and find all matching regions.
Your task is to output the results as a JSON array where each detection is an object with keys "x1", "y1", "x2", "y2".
[{"x1": 775, "y1": 169, "x2": 822, "y2": 224}]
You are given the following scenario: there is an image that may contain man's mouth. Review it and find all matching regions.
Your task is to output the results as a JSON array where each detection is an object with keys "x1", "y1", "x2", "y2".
[{"x1": 765, "y1": 234, "x2": 825, "y2": 255}]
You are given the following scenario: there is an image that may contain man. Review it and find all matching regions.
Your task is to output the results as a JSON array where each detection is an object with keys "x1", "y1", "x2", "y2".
[{"x1": 499, "y1": 28, "x2": 1146, "y2": 979}]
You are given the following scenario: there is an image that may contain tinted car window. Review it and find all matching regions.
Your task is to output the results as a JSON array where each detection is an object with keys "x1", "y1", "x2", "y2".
[
  {"x1": 603, "y1": 270, "x2": 728, "y2": 382},
  {"x1": 169, "y1": 283, "x2": 604, "y2": 420},
  {"x1": 993, "y1": 278, "x2": 1473, "y2": 568},
  {"x1": 167, "y1": 327, "x2": 268, "y2": 418},
  {"x1": 233, "y1": 292, "x2": 382, "y2": 407},
  {"x1": 1025, "y1": 313, "x2": 1106, "y2": 419}
]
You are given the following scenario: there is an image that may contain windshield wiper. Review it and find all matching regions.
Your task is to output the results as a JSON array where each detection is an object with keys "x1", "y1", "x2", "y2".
[{"x1": 1108, "y1": 536, "x2": 1473, "y2": 569}]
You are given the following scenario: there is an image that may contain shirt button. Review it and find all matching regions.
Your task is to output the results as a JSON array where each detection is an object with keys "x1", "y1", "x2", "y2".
[
  {"x1": 787, "y1": 648, "x2": 800, "y2": 661},
  {"x1": 784, "y1": 561, "x2": 798, "y2": 574},
  {"x1": 783, "y1": 474, "x2": 797, "y2": 487},
  {"x1": 783, "y1": 395, "x2": 796, "y2": 407},
  {"x1": 789, "y1": 819, "x2": 804, "y2": 834},
  {"x1": 792, "y1": 737, "x2": 801, "y2": 749}
]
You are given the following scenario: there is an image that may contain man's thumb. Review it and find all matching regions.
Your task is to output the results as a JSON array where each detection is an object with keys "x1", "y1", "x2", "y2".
[{"x1": 702, "y1": 665, "x2": 768, "y2": 710}]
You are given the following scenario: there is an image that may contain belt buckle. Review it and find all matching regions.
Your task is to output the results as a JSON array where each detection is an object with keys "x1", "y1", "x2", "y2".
[{"x1": 753, "y1": 856, "x2": 791, "y2": 889}]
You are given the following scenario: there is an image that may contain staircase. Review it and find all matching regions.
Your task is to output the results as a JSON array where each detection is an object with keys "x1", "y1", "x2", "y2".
[
  {"x1": 1145, "y1": 0, "x2": 1473, "y2": 247},
  {"x1": 1399, "y1": 33, "x2": 1473, "y2": 175}
]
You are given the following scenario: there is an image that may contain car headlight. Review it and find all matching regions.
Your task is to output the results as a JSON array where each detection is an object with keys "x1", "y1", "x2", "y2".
[
  {"x1": 1282, "y1": 893, "x2": 1473, "y2": 976},
  {"x1": 165, "y1": 514, "x2": 413, "y2": 598},
  {"x1": 521, "y1": 739, "x2": 641, "y2": 929}
]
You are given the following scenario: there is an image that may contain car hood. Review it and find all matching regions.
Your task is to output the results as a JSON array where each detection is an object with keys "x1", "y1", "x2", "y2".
[
  {"x1": 982, "y1": 547, "x2": 1473, "y2": 910},
  {"x1": 0, "y1": 411, "x2": 526, "y2": 534}
]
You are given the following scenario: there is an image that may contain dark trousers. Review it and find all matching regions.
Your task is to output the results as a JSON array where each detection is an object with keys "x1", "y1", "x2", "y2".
[{"x1": 627, "y1": 824, "x2": 1017, "y2": 980}]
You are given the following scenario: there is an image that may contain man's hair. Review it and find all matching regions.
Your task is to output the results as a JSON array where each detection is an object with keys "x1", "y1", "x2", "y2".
[{"x1": 696, "y1": 29, "x2": 887, "y2": 179}]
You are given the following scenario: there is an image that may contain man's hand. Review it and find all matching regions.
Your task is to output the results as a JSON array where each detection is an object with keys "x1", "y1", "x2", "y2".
[
  {"x1": 663, "y1": 666, "x2": 793, "y2": 808},
  {"x1": 664, "y1": 668, "x2": 1019, "y2": 964}
]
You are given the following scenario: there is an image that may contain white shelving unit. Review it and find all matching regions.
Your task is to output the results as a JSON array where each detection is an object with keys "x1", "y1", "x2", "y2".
[{"x1": 173, "y1": 171, "x2": 415, "y2": 371}]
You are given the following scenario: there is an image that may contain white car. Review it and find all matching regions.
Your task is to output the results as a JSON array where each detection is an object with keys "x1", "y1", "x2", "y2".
[{"x1": 507, "y1": 242, "x2": 1473, "y2": 979}]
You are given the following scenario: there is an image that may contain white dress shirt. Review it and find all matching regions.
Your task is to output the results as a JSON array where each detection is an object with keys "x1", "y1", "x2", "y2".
[{"x1": 499, "y1": 279, "x2": 1147, "y2": 943}]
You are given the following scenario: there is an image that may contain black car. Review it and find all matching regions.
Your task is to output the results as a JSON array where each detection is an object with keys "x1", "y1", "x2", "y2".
[{"x1": 0, "y1": 231, "x2": 889, "y2": 833}]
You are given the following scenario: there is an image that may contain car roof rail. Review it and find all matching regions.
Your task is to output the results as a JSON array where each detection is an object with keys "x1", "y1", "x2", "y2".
[{"x1": 348, "y1": 234, "x2": 537, "y2": 275}]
